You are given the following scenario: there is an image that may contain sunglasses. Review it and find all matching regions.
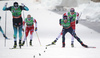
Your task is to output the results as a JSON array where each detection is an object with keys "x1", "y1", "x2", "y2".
[
  {"x1": 14, "y1": 7, "x2": 18, "y2": 9},
  {"x1": 70, "y1": 10, "x2": 74, "y2": 12},
  {"x1": 27, "y1": 18, "x2": 31, "y2": 19}
]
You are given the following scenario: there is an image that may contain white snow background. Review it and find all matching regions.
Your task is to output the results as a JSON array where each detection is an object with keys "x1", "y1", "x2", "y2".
[{"x1": 0, "y1": 0, "x2": 100, "y2": 58}]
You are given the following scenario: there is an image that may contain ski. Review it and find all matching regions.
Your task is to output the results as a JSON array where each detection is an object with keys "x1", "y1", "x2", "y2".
[
  {"x1": 9, "y1": 48, "x2": 21, "y2": 49},
  {"x1": 6, "y1": 38, "x2": 12, "y2": 40},
  {"x1": 87, "y1": 46, "x2": 96, "y2": 48},
  {"x1": 46, "y1": 43, "x2": 56, "y2": 46}
]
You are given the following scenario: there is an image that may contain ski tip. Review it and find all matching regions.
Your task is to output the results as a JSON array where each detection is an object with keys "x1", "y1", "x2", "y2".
[
  {"x1": 93, "y1": 47, "x2": 96, "y2": 48},
  {"x1": 87, "y1": 46, "x2": 96, "y2": 48}
]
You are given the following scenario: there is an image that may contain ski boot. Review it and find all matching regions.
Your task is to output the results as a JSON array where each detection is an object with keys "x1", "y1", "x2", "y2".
[
  {"x1": 13, "y1": 41, "x2": 17, "y2": 48},
  {"x1": 71, "y1": 41, "x2": 74, "y2": 47},
  {"x1": 81, "y1": 43, "x2": 88, "y2": 48},
  {"x1": 62, "y1": 42, "x2": 65, "y2": 48},
  {"x1": 52, "y1": 40, "x2": 57, "y2": 44},
  {"x1": 30, "y1": 40, "x2": 32, "y2": 46},
  {"x1": 21, "y1": 41, "x2": 25, "y2": 46},
  {"x1": 19, "y1": 40, "x2": 22, "y2": 49}
]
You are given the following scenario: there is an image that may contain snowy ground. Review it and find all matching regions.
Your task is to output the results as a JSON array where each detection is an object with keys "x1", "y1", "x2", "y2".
[{"x1": 0, "y1": 1, "x2": 100, "y2": 58}]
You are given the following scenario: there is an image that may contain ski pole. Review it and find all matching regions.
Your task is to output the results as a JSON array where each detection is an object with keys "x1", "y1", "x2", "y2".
[
  {"x1": 4, "y1": 3, "x2": 8, "y2": 47},
  {"x1": 36, "y1": 31, "x2": 42, "y2": 46},
  {"x1": 23, "y1": 10, "x2": 28, "y2": 46}
]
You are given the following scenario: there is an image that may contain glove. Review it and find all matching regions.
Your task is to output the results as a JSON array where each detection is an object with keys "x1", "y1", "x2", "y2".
[
  {"x1": 5, "y1": 3, "x2": 8, "y2": 7},
  {"x1": 21, "y1": 3, "x2": 25, "y2": 7},
  {"x1": 35, "y1": 27, "x2": 37, "y2": 31},
  {"x1": 22, "y1": 28, "x2": 24, "y2": 32},
  {"x1": 76, "y1": 20, "x2": 78, "y2": 24}
]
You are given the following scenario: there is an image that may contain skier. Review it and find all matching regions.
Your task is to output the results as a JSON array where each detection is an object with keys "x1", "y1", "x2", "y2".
[
  {"x1": 3, "y1": 2, "x2": 29, "y2": 48},
  {"x1": 60, "y1": 15, "x2": 87, "y2": 48},
  {"x1": 22, "y1": 14, "x2": 37, "y2": 46},
  {"x1": 52, "y1": 8, "x2": 79, "y2": 47},
  {"x1": 0, "y1": 16, "x2": 8, "y2": 39}
]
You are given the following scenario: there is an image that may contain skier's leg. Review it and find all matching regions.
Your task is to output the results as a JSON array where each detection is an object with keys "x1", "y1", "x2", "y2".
[
  {"x1": 71, "y1": 29, "x2": 75, "y2": 47},
  {"x1": 71, "y1": 22, "x2": 75, "y2": 47},
  {"x1": 19, "y1": 26, "x2": 22, "y2": 48},
  {"x1": 0, "y1": 26, "x2": 4, "y2": 34},
  {"x1": 69, "y1": 27, "x2": 88, "y2": 48},
  {"x1": 30, "y1": 27, "x2": 34, "y2": 46},
  {"x1": 62, "y1": 29, "x2": 67, "y2": 47},
  {"x1": 52, "y1": 31, "x2": 62, "y2": 44},
  {"x1": 56, "y1": 31, "x2": 63, "y2": 40},
  {"x1": 0, "y1": 26, "x2": 8, "y2": 39},
  {"x1": 13, "y1": 26, "x2": 17, "y2": 48}
]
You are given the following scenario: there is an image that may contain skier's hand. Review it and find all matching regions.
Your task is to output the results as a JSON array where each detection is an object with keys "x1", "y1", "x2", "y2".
[
  {"x1": 21, "y1": 3, "x2": 25, "y2": 7},
  {"x1": 5, "y1": 3, "x2": 8, "y2": 7},
  {"x1": 22, "y1": 28, "x2": 24, "y2": 32},
  {"x1": 76, "y1": 20, "x2": 78, "y2": 24},
  {"x1": 35, "y1": 27, "x2": 37, "y2": 31}
]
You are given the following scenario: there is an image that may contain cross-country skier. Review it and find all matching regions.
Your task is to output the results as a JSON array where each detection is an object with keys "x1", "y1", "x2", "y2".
[
  {"x1": 60, "y1": 15, "x2": 87, "y2": 48},
  {"x1": 52, "y1": 8, "x2": 79, "y2": 47},
  {"x1": 0, "y1": 16, "x2": 8, "y2": 39},
  {"x1": 3, "y1": 2, "x2": 29, "y2": 48},
  {"x1": 22, "y1": 14, "x2": 37, "y2": 46}
]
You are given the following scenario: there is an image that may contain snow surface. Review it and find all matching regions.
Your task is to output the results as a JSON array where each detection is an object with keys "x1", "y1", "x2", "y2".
[
  {"x1": 75, "y1": 1, "x2": 100, "y2": 22},
  {"x1": 0, "y1": 1, "x2": 100, "y2": 58}
]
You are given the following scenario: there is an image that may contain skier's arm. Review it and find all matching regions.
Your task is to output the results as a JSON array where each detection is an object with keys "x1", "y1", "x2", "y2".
[
  {"x1": 21, "y1": 3, "x2": 29, "y2": 11},
  {"x1": 34, "y1": 19, "x2": 37, "y2": 28},
  {"x1": 34, "y1": 19, "x2": 37, "y2": 31},
  {"x1": 3, "y1": 6, "x2": 11, "y2": 11},
  {"x1": 59, "y1": 19, "x2": 62, "y2": 26},
  {"x1": 20, "y1": 6, "x2": 29, "y2": 11},
  {"x1": 22, "y1": 18, "x2": 26, "y2": 32},
  {"x1": 76, "y1": 12, "x2": 79, "y2": 20},
  {"x1": 76, "y1": 12, "x2": 79, "y2": 24},
  {"x1": 23, "y1": 21, "x2": 25, "y2": 28}
]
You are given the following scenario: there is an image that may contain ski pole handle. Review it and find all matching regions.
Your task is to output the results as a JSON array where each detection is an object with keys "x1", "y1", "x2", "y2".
[{"x1": 5, "y1": 3, "x2": 8, "y2": 7}]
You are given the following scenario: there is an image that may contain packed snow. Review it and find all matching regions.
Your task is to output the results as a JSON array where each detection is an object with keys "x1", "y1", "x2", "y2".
[
  {"x1": 0, "y1": 1, "x2": 100, "y2": 58},
  {"x1": 75, "y1": 1, "x2": 100, "y2": 22}
]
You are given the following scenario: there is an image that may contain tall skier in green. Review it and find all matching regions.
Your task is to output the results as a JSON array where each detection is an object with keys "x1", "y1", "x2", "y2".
[{"x1": 3, "y1": 2, "x2": 29, "y2": 48}]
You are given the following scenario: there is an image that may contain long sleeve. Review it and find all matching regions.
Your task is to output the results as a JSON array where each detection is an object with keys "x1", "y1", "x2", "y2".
[
  {"x1": 24, "y1": 6, "x2": 29, "y2": 11},
  {"x1": 34, "y1": 19, "x2": 37, "y2": 28},
  {"x1": 20, "y1": 6, "x2": 29, "y2": 11},
  {"x1": 76, "y1": 12, "x2": 79, "y2": 20},
  {"x1": 59, "y1": 19, "x2": 61, "y2": 26},
  {"x1": 23, "y1": 21, "x2": 25, "y2": 29},
  {"x1": 23, "y1": 18, "x2": 27, "y2": 29},
  {"x1": 3, "y1": 6, "x2": 11, "y2": 11}
]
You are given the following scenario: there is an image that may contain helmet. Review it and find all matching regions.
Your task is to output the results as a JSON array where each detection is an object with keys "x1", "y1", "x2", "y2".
[
  {"x1": 70, "y1": 8, "x2": 75, "y2": 12},
  {"x1": 13, "y1": 2, "x2": 18, "y2": 7},
  {"x1": 63, "y1": 15, "x2": 67, "y2": 20}
]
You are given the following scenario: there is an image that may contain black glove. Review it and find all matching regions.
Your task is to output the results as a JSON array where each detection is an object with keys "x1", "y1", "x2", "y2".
[{"x1": 76, "y1": 20, "x2": 78, "y2": 24}]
